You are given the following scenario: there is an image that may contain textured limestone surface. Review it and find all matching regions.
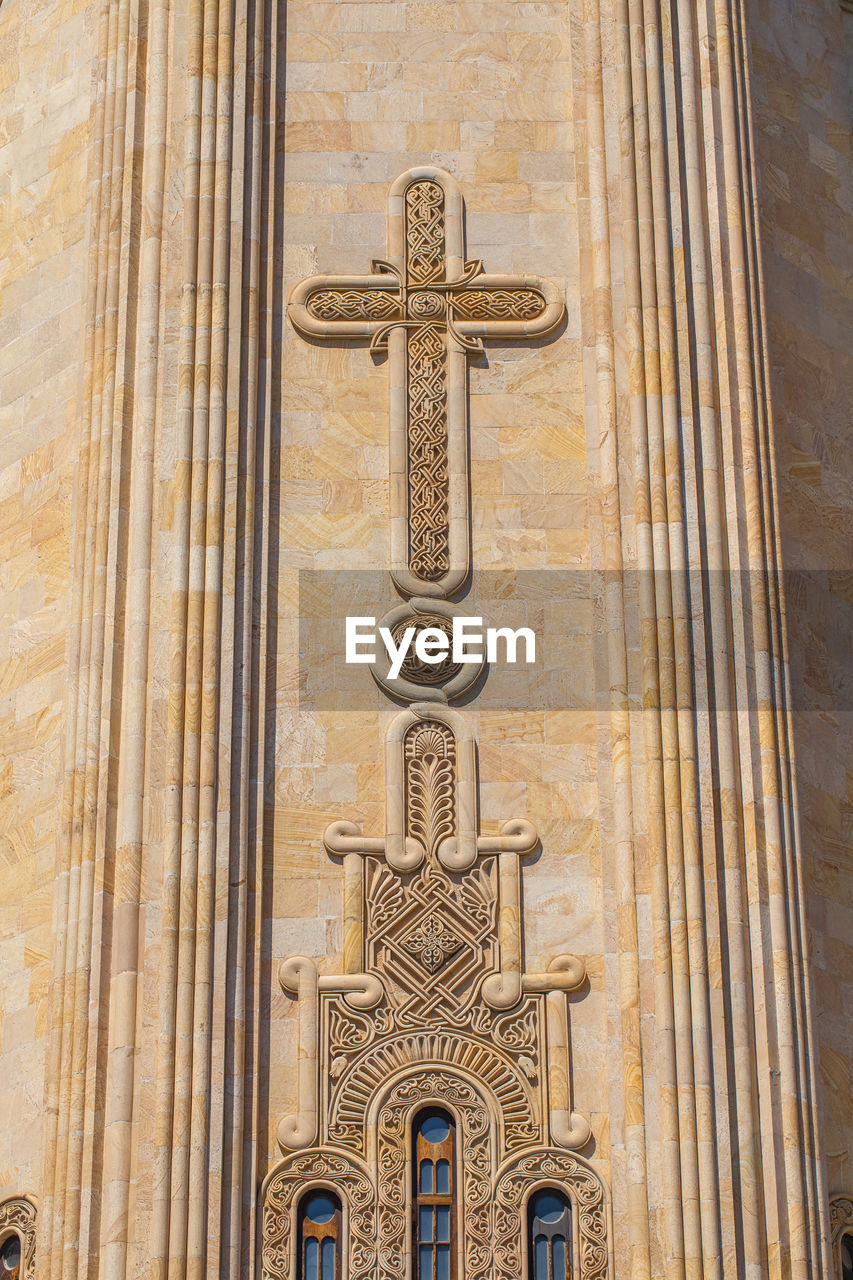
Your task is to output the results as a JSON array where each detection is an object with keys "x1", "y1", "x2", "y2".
[
  {"x1": 0, "y1": 0, "x2": 848, "y2": 1274},
  {"x1": 749, "y1": 0, "x2": 853, "y2": 1200},
  {"x1": 0, "y1": 0, "x2": 96, "y2": 1200}
]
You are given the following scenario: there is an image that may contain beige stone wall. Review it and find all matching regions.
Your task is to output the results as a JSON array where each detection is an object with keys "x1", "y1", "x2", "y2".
[
  {"x1": 0, "y1": 0, "x2": 845, "y2": 1271},
  {"x1": 0, "y1": 0, "x2": 96, "y2": 1200},
  {"x1": 748, "y1": 0, "x2": 853, "y2": 1202},
  {"x1": 274, "y1": 0, "x2": 605, "y2": 1197}
]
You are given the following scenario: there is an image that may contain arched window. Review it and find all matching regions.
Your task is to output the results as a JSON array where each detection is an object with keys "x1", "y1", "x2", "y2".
[
  {"x1": 841, "y1": 1230, "x2": 853, "y2": 1280},
  {"x1": 0, "y1": 1232, "x2": 22, "y2": 1280},
  {"x1": 298, "y1": 1191, "x2": 341, "y2": 1280},
  {"x1": 528, "y1": 1188, "x2": 572, "y2": 1280},
  {"x1": 413, "y1": 1109, "x2": 456, "y2": 1280}
]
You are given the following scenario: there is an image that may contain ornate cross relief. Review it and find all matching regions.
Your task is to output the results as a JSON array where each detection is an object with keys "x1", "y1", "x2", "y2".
[
  {"x1": 288, "y1": 166, "x2": 563, "y2": 602},
  {"x1": 264, "y1": 170, "x2": 611, "y2": 1280}
]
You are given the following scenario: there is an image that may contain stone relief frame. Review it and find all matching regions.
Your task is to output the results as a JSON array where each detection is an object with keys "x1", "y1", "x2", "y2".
[
  {"x1": 493, "y1": 1150, "x2": 611, "y2": 1280},
  {"x1": 831, "y1": 1196, "x2": 853, "y2": 1278},
  {"x1": 261, "y1": 1152, "x2": 376, "y2": 1280},
  {"x1": 0, "y1": 1196, "x2": 37, "y2": 1280}
]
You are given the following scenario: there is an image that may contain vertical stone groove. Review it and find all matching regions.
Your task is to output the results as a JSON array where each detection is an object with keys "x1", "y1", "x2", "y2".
[{"x1": 579, "y1": 1, "x2": 653, "y2": 1276}]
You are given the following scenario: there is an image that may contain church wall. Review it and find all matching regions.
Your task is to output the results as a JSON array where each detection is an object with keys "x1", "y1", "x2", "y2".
[
  {"x1": 0, "y1": 0, "x2": 97, "y2": 1199},
  {"x1": 272, "y1": 0, "x2": 612, "y2": 1205},
  {"x1": 747, "y1": 0, "x2": 853, "y2": 1202}
]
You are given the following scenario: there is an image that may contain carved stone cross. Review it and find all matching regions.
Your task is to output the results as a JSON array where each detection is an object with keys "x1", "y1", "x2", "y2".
[{"x1": 288, "y1": 166, "x2": 564, "y2": 599}]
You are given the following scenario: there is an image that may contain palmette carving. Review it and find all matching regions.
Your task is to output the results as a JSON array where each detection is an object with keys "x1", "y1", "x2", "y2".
[{"x1": 404, "y1": 720, "x2": 456, "y2": 861}]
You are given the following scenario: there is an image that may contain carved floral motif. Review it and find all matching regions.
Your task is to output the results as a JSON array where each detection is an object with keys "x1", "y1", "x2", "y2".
[
  {"x1": 401, "y1": 912, "x2": 463, "y2": 972},
  {"x1": 404, "y1": 720, "x2": 456, "y2": 861}
]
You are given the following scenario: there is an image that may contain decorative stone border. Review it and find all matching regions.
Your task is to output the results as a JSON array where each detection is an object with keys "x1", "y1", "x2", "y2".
[{"x1": 0, "y1": 1196, "x2": 37, "y2": 1280}]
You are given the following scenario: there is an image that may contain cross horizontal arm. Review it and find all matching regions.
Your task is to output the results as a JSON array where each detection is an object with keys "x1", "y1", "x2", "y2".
[
  {"x1": 289, "y1": 271, "x2": 402, "y2": 338},
  {"x1": 449, "y1": 274, "x2": 564, "y2": 340}
]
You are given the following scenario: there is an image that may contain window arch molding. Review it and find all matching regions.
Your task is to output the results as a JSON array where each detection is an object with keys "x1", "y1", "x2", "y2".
[
  {"x1": 831, "y1": 1197, "x2": 853, "y2": 1279},
  {"x1": 369, "y1": 1066, "x2": 497, "y2": 1280},
  {"x1": 494, "y1": 1150, "x2": 611, "y2": 1280},
  {"x1": 412, "y1": 1107, "x2": 457, "y2": 1280},
  {"x1": 0, "y1": 1196, "x2": 37, "y2": 1280},
  {"x1": 296, "y1": 1186, "x2": 343, "y2": 1280},
  {"x1": 261, "y1": 1152, "x2": 375, "y2": 1280},
  {"x1": 523, "y1": 1182, "x2": 575, "y2": 1280}
]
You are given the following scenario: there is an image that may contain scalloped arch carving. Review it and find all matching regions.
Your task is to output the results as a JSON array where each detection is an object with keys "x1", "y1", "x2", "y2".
[{"x1": 328, "y1": 1029, "x2": 541, "y2": 1154}]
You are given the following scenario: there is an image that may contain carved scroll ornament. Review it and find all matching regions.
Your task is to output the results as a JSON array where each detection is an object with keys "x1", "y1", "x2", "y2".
[{"x1": 494, "y1": 1150, "x2": 610, "y2": 1280}]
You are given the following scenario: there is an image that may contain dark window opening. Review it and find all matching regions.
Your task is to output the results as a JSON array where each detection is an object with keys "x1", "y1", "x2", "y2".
[
  {"x1": 298, "y1": 1191, "x2": 342, "y2": 1280},
  {"x1": 0, "y1": 1234, "x2": 21, "y2": 1280},
  {"x1": 528, "y1": 1188, "x2": 572, "y2": 1280},
  {"x1": 841, "y1": 1229, "x2": 853, "y2": 1280},
  {"x1": 413, "y1": 1108, "x2": 456, "y2": 1280}
]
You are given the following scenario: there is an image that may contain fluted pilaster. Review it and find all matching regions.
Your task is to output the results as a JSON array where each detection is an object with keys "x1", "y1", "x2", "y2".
[
  {"x1": 578, "y1": 0, "x2": 829, "y2": 1275},
  {"x1": 44, "y1": 0, "x2": 270, "y2": 1273}
]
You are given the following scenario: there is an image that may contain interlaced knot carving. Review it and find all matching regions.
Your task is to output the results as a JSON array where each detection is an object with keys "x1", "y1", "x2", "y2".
[{"x1": 405, "y1": 180, "x2": 445, "y2": 285}]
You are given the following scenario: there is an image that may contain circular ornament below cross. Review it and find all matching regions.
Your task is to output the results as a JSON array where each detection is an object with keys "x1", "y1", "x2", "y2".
[{"x1": 371, "y1": 598, "x2": 486, "y2": 703}]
